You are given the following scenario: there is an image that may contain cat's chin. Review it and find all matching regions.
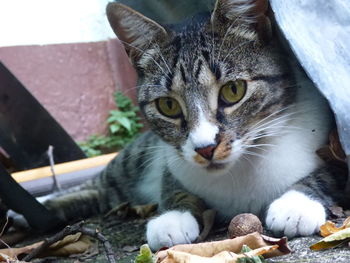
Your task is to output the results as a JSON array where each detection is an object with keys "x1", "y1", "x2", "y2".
[
  {"x1": 199, "y1": 161, "x2": 235, "y2": 176},
  {"x1": 206, "y1": 162, "x2": 227, "y2": 171}
]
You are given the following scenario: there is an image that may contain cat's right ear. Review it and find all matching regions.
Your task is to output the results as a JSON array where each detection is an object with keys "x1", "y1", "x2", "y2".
[
  {"x1": 210, "y1": 0, "x2": 271, "y2": 42},
  {"x1": 106, "y1": 3, "x2": 168, "y2": 63}
]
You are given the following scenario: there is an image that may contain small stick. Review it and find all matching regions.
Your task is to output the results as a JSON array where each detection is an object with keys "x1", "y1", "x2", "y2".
[
  {"x1": 47, "y1": 145, "x2": 61, "y2": 192},
  {"x1": 80, "y1": 227, "x2": 117, "y2": 263},
  {"x1": 23, "y1": 221, "x2": 117, "y2": 263}
]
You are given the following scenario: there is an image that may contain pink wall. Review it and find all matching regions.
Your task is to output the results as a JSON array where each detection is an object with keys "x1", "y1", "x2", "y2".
[{"x1": 0, "y1": 39, "x2": 137, "y2": 141}]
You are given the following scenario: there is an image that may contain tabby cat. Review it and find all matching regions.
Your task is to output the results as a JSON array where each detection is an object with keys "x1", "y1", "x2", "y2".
[{"x1": 44, "y1": 0, "x2": 348, "y2": 251}]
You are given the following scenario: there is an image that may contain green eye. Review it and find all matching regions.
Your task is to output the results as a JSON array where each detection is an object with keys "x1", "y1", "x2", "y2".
[
  {"x1": 156, "y1": 97, "x2": 182, "y2": 118},
  {"x1": 219, "y1": 80, "x2": 247, "y2": 106}
]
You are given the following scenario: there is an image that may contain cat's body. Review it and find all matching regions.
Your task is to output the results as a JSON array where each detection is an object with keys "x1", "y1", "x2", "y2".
[{"x1": 44, "y1": 0, "x2": 348, "y2": 251}]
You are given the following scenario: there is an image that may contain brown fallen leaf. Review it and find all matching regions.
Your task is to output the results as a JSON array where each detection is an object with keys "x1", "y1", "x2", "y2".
[
  {"x1": 161, "y1": 245, "x2": 278, "y2": 263},
  {"x1": 0, "y1": 240, "x2": 43, "y2": 259},
  {"x1": 316, "y1": 130, "x2": 347, "y2": 168},
  {"x1": 329, "y1": 206, "x2": 345, "y2": 218},
  {"x1": 104, "y1": 202, "x2": 158, "y2": 219},
  {"x1": 40, "y1": 233, "x2": 92, "y2": 257},
  {"x1": 0, "y1": 233, "x2": 91, "y2": 259},
  {"x1": 0, "y1": 252, "x2": 26, "y2": 263},
  {"x1": 156, "y1": 232, "x2": 290, "y2": 262}
]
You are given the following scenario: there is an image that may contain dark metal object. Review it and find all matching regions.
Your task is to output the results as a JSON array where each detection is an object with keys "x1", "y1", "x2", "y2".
[
  {"x1": 0, "y1": 61, "x2": 86, "y2": 171},
  {"x1": 0, "y1": 61, "x2": 87, "y2": 231},
  {"x1": 0, "y1": 163, "x2": 64, "y2": 231}
]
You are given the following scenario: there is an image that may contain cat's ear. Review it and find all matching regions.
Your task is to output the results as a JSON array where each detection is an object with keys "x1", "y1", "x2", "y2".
[
  {"x1": 106, "y1": 3, "x2": 168, "y2": 62},
  {"x1": 211, "y1": 0, "x2": 271, "y2": 42}
]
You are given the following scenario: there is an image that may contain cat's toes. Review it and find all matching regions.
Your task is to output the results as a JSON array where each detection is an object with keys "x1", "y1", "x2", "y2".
[
  {"x1": 146, "y1": 210, "x2": 199, "y2": 251},
  {"x1": 266, "y1": 190, "x2": 326, "y2": 238}
]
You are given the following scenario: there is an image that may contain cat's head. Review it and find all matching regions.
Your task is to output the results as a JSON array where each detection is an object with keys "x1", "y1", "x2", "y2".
[{"x1": 107, "y1": 0, "x2": 296, "y2": 174}]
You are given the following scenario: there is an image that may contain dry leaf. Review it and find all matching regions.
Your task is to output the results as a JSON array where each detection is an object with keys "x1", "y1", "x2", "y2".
[
  {"x1": 104, "y1": 202, "x2": 158, "y2": 219},
  {"x1": 156, "y1": 232, "x2": 289, "y2": 262},
  {"x1": 316, "y1": 130, "x2": 347, "y2": 167},
  {"x1": 0, "y1": 233, "x2": 91, "y2": 259},
  {"x1": 311, "y1": 227, "x2": 350, "y2": 250},
  {"x1": 161, "y1": 245, "x2": 278, "y2": 263},
  {"x1": 165, "y1": 250, "x2": 239, "y2": 263},
  {"x1": 130, "y1": 204, "x2": 158, "y2": 218},
  {"x1": 0, "y1": 252, "x2": 26, "y2": 263},
  {"x1": 41, "y1": 233, "x2": 92, "y2": 257},
  {"x1": 320, "y1": 216, "x2": 350, "y2": 237},
  {"x1": 0, "y1": 240, "x2": 43, "y2": 259}
]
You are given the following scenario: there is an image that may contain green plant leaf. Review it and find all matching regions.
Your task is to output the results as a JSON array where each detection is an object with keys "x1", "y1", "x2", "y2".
[
  {"x1": 109, "y1": 124, "x2": 120, "y2": 134},
  {"x1": 134, "y1": 244, "x2": 155, "y2": 263},
  {"x1": 117, "y1": 116, "x2": 132, "y2": 131},
  {"x1": 78, "y1": 92, "x2": 142, "y2": 156}
]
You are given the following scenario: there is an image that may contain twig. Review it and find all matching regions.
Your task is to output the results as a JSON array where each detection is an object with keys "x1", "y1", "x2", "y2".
[
  {"x1": 0, "y1": 217, "x2": 9, "y2": 237},
  {"x1": 80, "y1": 227, "x2": 117, "y2": 263},
  {"x1": 23, "y1": 221, "x2": 117, "y2": 263},
  {"x1": 47, "y1": 145, "x2": 61, "y2": 192}
]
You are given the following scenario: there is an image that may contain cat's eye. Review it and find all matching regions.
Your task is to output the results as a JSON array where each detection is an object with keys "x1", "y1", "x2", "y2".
[
  {"x1": 155, "y1": 97, "x2": 182, "y2": 118},
  {"x1": 219, "y1": 80, "x2": 247, "y2": 106}
]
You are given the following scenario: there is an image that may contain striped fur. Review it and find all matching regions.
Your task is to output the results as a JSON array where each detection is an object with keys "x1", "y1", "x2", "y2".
[{"x1": 44, "y1": 0, "x2": 349, "y2": 250}]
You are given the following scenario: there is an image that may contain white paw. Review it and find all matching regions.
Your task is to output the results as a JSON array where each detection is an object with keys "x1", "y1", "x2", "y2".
[
  {"x1": 266, "y1": 190, "x2": 326, "y2": 238},
  {"x1": 146, "y1": 210, "x2": 199, "y2": 251}
]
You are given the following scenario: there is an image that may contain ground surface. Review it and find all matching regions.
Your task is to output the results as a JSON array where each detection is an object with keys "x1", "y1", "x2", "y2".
[{"x1": 10, "y1": 215, "x2": 350, "y2": 263}]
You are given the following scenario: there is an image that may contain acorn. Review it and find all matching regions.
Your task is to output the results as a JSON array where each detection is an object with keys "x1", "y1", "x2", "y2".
[{"x1": 228, "y1": 213, "x2": 263, "y2": 238}]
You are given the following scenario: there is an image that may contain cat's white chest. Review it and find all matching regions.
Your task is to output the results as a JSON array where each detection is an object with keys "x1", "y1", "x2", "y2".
[{"x1": 169, "y1": 114, "x2": 328, "y2": 218}]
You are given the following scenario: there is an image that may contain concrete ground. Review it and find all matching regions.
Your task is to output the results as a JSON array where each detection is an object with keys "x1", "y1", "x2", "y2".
[{"x1": 12, "y1": 214, "x2": 350, "y2": 263}]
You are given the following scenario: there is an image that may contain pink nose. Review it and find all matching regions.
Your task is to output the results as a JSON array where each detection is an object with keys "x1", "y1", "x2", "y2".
[{"x1": 195, "y1": 144, "x2": 216, "y2": 160}]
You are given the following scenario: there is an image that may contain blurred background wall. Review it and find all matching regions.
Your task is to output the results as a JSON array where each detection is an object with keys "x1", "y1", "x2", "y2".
[{"x1": 0, "y1": 0, "x2": 137, "y2": 141}]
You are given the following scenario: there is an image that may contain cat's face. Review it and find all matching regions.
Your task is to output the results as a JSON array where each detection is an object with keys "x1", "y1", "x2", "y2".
[{"x1": 107, "y1": 0, "x2": 296, "y2": 174}]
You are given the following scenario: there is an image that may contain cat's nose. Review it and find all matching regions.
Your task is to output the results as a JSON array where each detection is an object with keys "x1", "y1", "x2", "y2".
[{"x1": 195, "y1": 144, "x2": 217, "y2": 160}]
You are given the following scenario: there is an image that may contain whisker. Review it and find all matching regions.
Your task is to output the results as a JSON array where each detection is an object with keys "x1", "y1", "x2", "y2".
[
  {"x1": 122, "y1": 84, "x2": 163, "y2": 93},
  {"x1": 155, "y1": 44, "x2": 172, "y2": 74},
  {"x1": 247, "y1": 106, "x2": 295, "y2": 132},
  {"x1": 242, "y1": 150, "x2": 266, "y2": 159}
]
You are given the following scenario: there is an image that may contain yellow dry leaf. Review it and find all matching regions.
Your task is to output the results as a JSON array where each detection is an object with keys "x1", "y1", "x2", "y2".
[
  {"x1": 319, "y1": 216, "x2": 350, "y2": 237},
  {"x1": 320, "y1": 221, "x2": 342, "y2": 237},
  {"x1": 311, "y1": 227, "x2": 350, "y2": 250}
]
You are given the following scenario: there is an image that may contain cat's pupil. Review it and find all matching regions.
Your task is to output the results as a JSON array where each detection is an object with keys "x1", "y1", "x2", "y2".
[
  {"x1": 231, "y1": 84, "x2": 237, "y2": 94},
  {"x1": 166, "y1": 99, "x2": 173, "y2": 109}
]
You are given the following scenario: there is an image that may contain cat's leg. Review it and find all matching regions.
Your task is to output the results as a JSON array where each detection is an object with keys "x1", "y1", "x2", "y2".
[
  {"x1": 266, "y1": 165, "x2": 348, "y2": 238},
  {"x1": 44, "y1": 188, "x2": 108, "y2": 222},
  {"x1": 146, "y1": 190, "x2": 206, "y2": 251}
]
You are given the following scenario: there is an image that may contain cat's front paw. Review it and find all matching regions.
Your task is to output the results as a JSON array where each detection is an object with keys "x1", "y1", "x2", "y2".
[
  {"x1": 266, "y1": 190, "x2": 326, "y2": 238},
  {"x1": 146, "y1": 210, "x2": 199, "y2": 251}
]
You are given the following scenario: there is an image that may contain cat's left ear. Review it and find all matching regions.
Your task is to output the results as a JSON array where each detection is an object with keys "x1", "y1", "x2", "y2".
[
  {"x1": 106, "y1": 3, "x2": 168, "y2": 62},
  {"x1": 210, "y1": 0, "x2": 271, "y2": 42}
]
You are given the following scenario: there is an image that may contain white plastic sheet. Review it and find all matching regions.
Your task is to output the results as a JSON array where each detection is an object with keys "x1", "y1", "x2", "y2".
[{"x1": 270, "y1": 0, "x2": 350, "y2": 165}]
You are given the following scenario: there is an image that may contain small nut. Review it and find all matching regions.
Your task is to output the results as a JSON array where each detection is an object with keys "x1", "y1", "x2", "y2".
[{"x1": 228, "y1": 213, "x2": 263, "y2": 238}]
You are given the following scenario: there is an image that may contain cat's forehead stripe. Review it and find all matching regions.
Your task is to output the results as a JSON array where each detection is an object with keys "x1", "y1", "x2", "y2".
[
  {"x1": 180, "y1": 64, "x2": 187, "y2": 84},
  {"x1": 194, "y1": 60, "x2": 203, "y2": 80}
]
